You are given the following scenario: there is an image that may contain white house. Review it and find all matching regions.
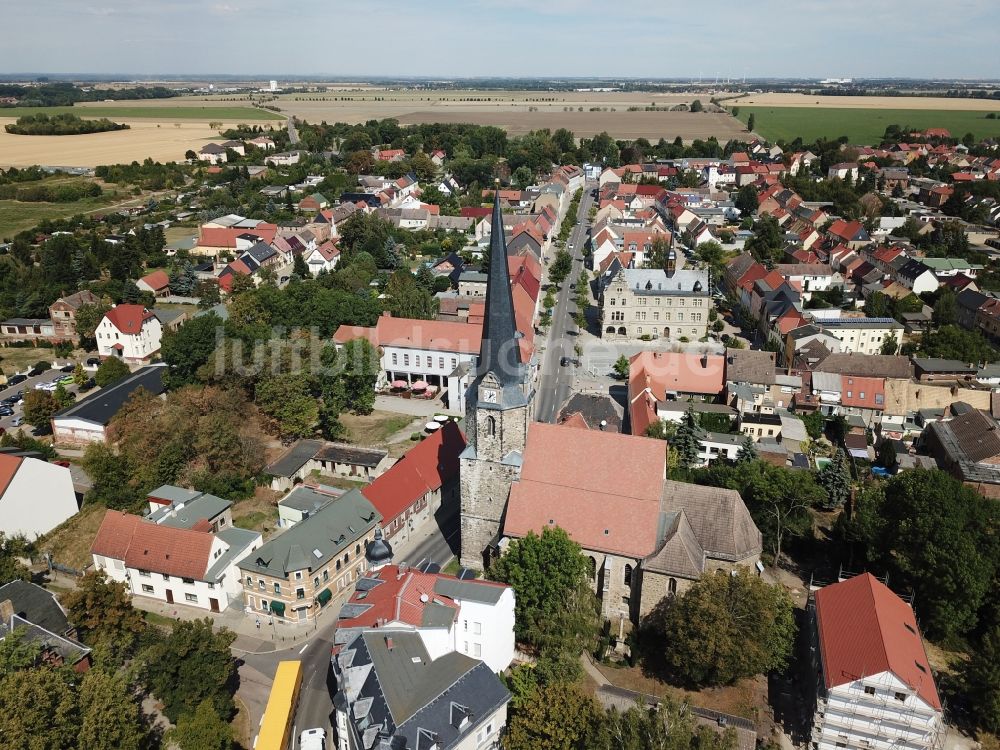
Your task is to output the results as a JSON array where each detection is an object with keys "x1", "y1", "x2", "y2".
[
  {"x1": 90, "y1": 509, "x2": 262, "y2": 613},
  {"x1": 335, "y1": 564, "x2": 516, "y2": 674},
  {"x1": 0, "y1": 453, "x2": 78, "y2": 538},
  {"x1": 811, "y1": 573, "x2": 943, "y2": 750},
  {"x1": 774, "y1": 264, "x2": 836, "y2": 301},
  {"x1": 828, "y1": 163, "x2": 860, "y2": 181},
  {"x1": 304, "y1": 240, "x2": 340, "y2": 276},
  {"x1": 95, "y1": 304, "x2": 162, "y2": 363}
]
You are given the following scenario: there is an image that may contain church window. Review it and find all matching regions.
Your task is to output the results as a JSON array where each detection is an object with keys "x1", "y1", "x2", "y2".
[
  {"x1": 587, "y1": 556, "x2": 597, "y2": 580},
  {"x1": 486, "y1": 416, "x2": 496, "y2": 437},
  {"x1": 668, "y1": 578, "x2": 677, "y2": 595},
  {"x1": 624, "y1": 564, "x2": 633, "y2": 586}
]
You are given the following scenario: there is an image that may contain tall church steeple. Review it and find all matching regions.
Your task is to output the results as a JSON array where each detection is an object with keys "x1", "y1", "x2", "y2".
[{"x1": 477, "y1": 182, "x2": 523, "y2": 385}]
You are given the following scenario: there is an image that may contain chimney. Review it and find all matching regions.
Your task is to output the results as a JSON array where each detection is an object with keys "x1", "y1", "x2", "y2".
[
  {"x1": 665, "y1": 249, "x2": 677, "y2": 278},
  {"x1": 385, "y1": 636, "x2": 394, "y2": 651},
  {"x1": 0, "y1": 599, "x2": 13, "y2": 624},
  {"x1": 701, "y1": 354, "x2": 709, "y2": 369}
]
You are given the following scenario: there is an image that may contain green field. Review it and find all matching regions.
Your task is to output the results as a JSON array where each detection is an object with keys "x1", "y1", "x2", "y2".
[
  {"x1": 0, "y1": 184, "x2": 132, "y2": 239},
  {"x1": 736, "y1": 107, "x2": 1000, "y2": 144},
  {"x1": 0, "y1": 105, "x2": 284, "y2": 121}
]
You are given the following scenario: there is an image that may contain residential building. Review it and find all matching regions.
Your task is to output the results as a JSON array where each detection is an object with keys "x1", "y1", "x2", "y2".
[
  {"x1": 237, "y1": 489, "x2": 382, "y2": 622},
  {"x1": 303, "y1": 240, "x2": 340, "y2": 276},
  {"x1": 787, "y1": 318, "x2": 903, "y2": 361},
  {"x1": 145, "y1": 485, "x2": 233, "y2": 532},
  {"x1": 91, "y1": 508, "x2": 262, "y2": 613},
  {"x1": 627, "y1": 351, "x2": 726, "y2": 436},
  {"x1": 335, "y1": 565, "x2": 515, "y2": 673},
  {"x1": 361, "y1": 421, "x2": 466, "y2": 547},
  {"x1": 601, "y1": 264, "x2": 711, "y2": 340},
  {"x1": 136, "y1": 269, "x2": 171, "y2": 298},
  {"x1": 923, "y1": 404, "x2": 1000, "y2": 499},
  {"x1": 0, "y1": 452, "x2": 78, "y2": 538},
  {"x1": 809, "y1": 573, "x2": 943, "y2": 750},
  {"x1": 277, "y1": 484, "x2": 341, "y2": 529},
  {"x1": 333, "y1": 630, "x2": 510, "y2": 750},
  {"x1": 48, "y1": 290, "x2": 100, "y2": 340},
  {"x1": 0, "y1": 581, "x2": 91, "y2": 673},
  {"x1": 95, "y1": 304, "x2": 163, "y2": 362},
  {"x1": 266, "y1": 439, "x2": 391, "y2": 491}
]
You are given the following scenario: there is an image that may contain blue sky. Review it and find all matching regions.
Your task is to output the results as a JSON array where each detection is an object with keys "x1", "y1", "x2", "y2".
[{"x1": 2, "y1": 0, "x2": 998, "y2": 79}]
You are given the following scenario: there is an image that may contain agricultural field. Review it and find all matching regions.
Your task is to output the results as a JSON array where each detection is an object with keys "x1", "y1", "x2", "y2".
[
  {"x1": 735, "y1": 106, "x2": 1000, "y2": 144},
  {"x1": 0, "y1": 117, "x2": 282, "y2": 169},
  {"x1": 0, "y1": 103, "x2": 284, "y2": 120},
  {"x1": 728, "y1": 92, "x2": 1000, "y2": 111},
  {"x1": 0, "y1": 175, "x2": 140, "y2": 238}
]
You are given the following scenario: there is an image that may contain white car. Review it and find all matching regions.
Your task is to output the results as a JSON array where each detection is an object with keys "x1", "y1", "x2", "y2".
[{"x1": 300, "y1": 728, "x2": 327, "y2": 750}]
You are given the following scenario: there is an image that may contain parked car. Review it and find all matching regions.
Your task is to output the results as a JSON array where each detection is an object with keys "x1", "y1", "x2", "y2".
[
  {"x1": 86, "y1": 357, "x2": 100, "y2": 367},
  {"x1": 0, "y1": 407, "x2": 12, "y2": 417},
  {"x1": 11, "y1": 417, "x2": 23, "y2": 427},
  {"x1": 28, "y1": 366, "x2": 46, "y2": 377},
  {"x1": 299, "y1": 728, "x2": 326, "y2": 750},
  {"x1": 57, "y1": 375, "x2": 74, "y2": 385},
  {"x1": 60, "y1": 364, "x2": 75, "y2": 373},
  {"x1": 8, "y1": 374, "x2": 27, "y2": 385},
  {"x1": 79, "y1": 378, "x2": 96, "y2": 392}
]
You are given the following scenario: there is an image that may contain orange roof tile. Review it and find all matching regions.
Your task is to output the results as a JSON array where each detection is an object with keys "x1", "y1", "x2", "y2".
[{"x1": 103, "y1": 305, "x2": 155, "y2": 335}]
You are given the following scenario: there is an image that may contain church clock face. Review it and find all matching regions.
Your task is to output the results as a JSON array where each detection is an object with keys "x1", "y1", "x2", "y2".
[{"x1": 482, "y1": 388, "x2": 498, "y2": 403}]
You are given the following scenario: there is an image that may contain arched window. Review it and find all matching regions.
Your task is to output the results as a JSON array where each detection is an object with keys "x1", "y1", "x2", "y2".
[
  {"x1": 486, "y1": 416, "x2": 496, "y2": 437},
  {"x1": 624, "y1": 564, "x2": 633, "y2": 587},
  {"x1": 588, "y1": 556, "x2": 597, "y2": 581},
  {"x1": 668, "y1": 577, "x2": 677, "y2": 595},
  {"x1": 336, "y1": 560, "x2": 341, "y2": 570}
]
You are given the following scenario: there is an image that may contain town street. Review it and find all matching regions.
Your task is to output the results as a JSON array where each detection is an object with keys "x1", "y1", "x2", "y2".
[{"x1": 534, "y1": 180, "x2": 596, "y2": 423}]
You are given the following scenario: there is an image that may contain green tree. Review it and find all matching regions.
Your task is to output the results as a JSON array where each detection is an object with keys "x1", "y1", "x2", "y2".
[
  {"x1": 0, "y1": 667, "x2": 78, "y2": 750},
  {"x1": 933, "y1": 289, "x2": 957, "y2": 327},
  {"x1": 95, "y1": 356, "x2": 131, "y2": 387},
  {"x1": 863, "y1": 291, "x2": 892, "y2": 319},
  {"x1": 254, "y1": 372, "x2": 319, "y2": 439},
  {"x1": 503, "y1": 680, "x2": 600, "y2": 750},
  {"x1": 650, "y1": 568, "x2": 795, "y2": 686},
  {"x1": 74, "y1": 301, "x2": 112, "y2": 347},
  {"x1": 586, "y1": 698, "x2": 737, "y2": 750},
  {"x1": 673, "y1": 407, "x2": 702, "y2": 469},
  {"x1": 746, "y1": 113, "x2": 755, "y2": 133},
  {"x1": 78, "y1": 668, "x2": 146, "y2": 750},
  {"x1": 612, "y1": 354, "x2": 630, "y2": 380},
  {"x1": 801, "y1": 411, "x2": 825, "y2": 440},
  {"x1": 880, "y1": 332, "x2": 898, "y2": 355},
  {"x1": 736, "y1": 436, "x2": 757, "y2": 464},
  {"x1": 73, "y1": 362, "x2": 86, "y2": 385},
  {"x1": 293, "y1": 252, "x2": 310, "y2": 279},
  {"x1": 386, "y1": 269, "x2": 435, "y2": 320},
  {"x1": 919, "y1": 325, "x2": 997, "y2": 362},
  {"x1": 817, "y1": 448, "x2": 851, "y2": 510},
  {"x1": 168, "y1": 699, "x2": 235, "y2": 750},
  {"x1": 22, "y1": 388, "x2": 58, "y2": 430},
  {"x1": 162, "y1": 313, "x2": 222, "y2": 388},
  {"x1": 550, "y1": 248, "x2": 573, "y2": 284},
  {"x1": 323, "y1": 338, "x2": 380, "y2": 416},
  {"x1": 64, "y1": 572, "x2": 147, "y2": 663},
  {"x1": 645, "y1": 420, "x2": 678, "y2": 441},
  {"x1": 690, "y1": 99, "x2": 704, "y2": 113},
  {"x1": 961, "y1": 626, "x2": 1000, "y2": 734},
  {"x1": 744, "y1": 215, "x2": 784, "y2": 266},
  {"x1": 143, "y1": 618, "x2": 237, "y2": 722},
  {"x1": 81, "y1": 442, "x2": 137, "y2": 510},
  {"x1": 734, "y1": 185, "x2": 759, "y2": 216},
  {"x1": 876, "y1": 439, "x2": 898, "y2": 472},
  {"x1": 489, "y1": 527, "x2": 600, "y2": 654}
]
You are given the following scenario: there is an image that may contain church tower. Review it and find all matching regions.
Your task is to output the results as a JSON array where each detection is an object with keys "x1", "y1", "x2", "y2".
[{"x1": 459, "y1": 185, "x2": 533, "y2": 570}]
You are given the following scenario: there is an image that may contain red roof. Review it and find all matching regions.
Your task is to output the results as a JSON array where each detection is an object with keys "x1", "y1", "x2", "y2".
[
  {"x1": 361, "y1": 421, "x2": 466, "y2": 525},
  {"x1": 91, "y1": 510, "x2": 215, "y2": 581},
  {"x1": 199, "y1": 223, "x2": 277, "y2": 248},
  {"x1": 840, "y1": 375, "x2": 885, "y2": 410},
  {"x1": 629, "y1": 351, "x2": 725, "y2": 400},
  {"x1": 103, "y1": 304, "x2": 155, "y2": 335},
  {"x1": 138, "y1": 269, "x2": 170, "y2": 292},
  {"x1": 460, "y1": 207, "x2": 491, "y2": 219},
  {"x1": 504, "y1": 423, "x2": 666, "y2": 558},
  {"x1": 334, "y1": 316, "x2": 482, "y2": 354},
  {"x1": 815, "y1": 573, "x2": 940, "y2": 709},
  {"x1": 0, "y1": 453, "x2": 23, "y2": 498}
]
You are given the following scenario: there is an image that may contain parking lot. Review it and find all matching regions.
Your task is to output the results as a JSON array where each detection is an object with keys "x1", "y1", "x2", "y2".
[{"x1": 0, "y1": 361, "x2": 96, "y2": 434}]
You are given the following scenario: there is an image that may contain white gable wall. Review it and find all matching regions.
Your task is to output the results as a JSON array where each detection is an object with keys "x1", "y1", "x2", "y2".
[{"x1": 0, "y1": 459, "x2": 78, "y2": 538}]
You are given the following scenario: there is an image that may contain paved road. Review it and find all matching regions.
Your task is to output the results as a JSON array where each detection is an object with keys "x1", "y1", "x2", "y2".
[
  {"x1": 287, "y1": 118, "x2": 300, "y2": 146},
  {"x1": 535, "y1": 181, "x2": 596, "y2": 423},
  {"x1": 395, "y1": 506, "x2": 460, "y2": 570}
]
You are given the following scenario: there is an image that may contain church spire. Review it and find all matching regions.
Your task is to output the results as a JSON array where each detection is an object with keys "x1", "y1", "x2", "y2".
[{"x1": 478, "y1": 181, "x2": 521, "y2": 384}]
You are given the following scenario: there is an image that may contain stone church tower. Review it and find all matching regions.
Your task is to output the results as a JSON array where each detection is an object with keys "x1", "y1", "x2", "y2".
[{"x1": 459, "y1": 186, "x2": 533, "y2": 570}]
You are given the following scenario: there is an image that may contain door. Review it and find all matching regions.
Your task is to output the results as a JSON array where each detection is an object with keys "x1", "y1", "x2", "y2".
[
  {"x1": 210, "y1": 598, "x2": 220, "y2": 613},
  {"x1": 165, "y1": 589, "x2": 174, "y2": 604}
]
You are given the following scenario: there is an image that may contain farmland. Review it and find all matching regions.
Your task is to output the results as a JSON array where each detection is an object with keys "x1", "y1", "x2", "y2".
[
  {"x1": 0, "y1": 104, "x2": 284, "y2": 120},
  {"x1": 0, "y1": 174, "x2": 142, "y2": 238},
  {"x1": 735, "y1": 107, "x2": 1000, "y2": 144}
]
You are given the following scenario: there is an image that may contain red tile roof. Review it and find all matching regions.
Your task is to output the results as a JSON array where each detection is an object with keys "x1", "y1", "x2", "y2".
[
  {"x1": 91, "y1": 509, "x2": 215, "y2": 581},
  {"x1": 361, "y1": 421, "x2": 466, "y2": 525},
  {"x1": 815, "y1": 573, "x2": 940, "y2": 709},
  {"x1": 840, "y1": 375, "x2": 885, "y2": 410},
  {"x1": 504, "y1": 422, "x2": 666, "y2": 557},
  {"x1": 103, "y1": 305, "x2": 155, "y2": 335},
  {"x1": 334, "y1": 315, "x2": 482, "y2": 354},
  {"x1": 199, "y1": 224, "x2": 277, "y2": 248},
  {"x1": 629, "y1": 351, "x2": 726, "y2": 399},
  {"x1": 138, "y1": 269, "x2": 170, "y2": 291},
  {"x1": 0, "y1": 453, "x2": 23, "y2": 498}
]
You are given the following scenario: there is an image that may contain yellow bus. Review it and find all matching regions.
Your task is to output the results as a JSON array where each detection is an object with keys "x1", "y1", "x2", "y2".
[{"x1": 256, "y1": 660, "x2": 303, "y2": 750}]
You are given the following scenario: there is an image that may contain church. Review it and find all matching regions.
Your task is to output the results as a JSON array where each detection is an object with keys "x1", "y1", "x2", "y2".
[{"x1": 459, "y1": 189, "x2": 763, "y2": 627}]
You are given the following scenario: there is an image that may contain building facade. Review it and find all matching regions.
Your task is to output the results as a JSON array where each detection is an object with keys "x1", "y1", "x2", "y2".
[{"x1": 601, "y1": 264, "x2": 711, "y2": 340}]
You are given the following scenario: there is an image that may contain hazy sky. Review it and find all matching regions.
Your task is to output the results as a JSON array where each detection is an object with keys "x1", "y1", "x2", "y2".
[{"x1": 2, "y1": 0, "x2": 998, "y2": 79}]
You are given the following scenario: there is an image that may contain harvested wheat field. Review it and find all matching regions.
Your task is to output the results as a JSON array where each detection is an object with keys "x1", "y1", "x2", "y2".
[
  {"x1": 0, "y1": 118, "x2": 277, "y2": 168},
  {"x1": 729, "y1": 92, "x2": 1000, "y2": 111}
]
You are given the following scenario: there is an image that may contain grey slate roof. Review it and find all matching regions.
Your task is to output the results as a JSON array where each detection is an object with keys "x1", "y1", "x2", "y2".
[
  {"x1": 52, "y1": 364, "x2": 166, "y2": 427},
  {"x1": 147, "y1": 489, "x2": 231, "y2": 529},
  {"x1": 556, "y1": 392, "x2": 624, "y2": 432},
  {"x1": 239, "y1": 489, "x2": 380, "y2": 578},
  {"x1": 643, "y1": 510, "x2": 705, "y2": 578},
  {"x1": 205, "y1": 527, "x2": 261, "y2": 581},
  {"x1": 265, "y1": 439, "x2": 324, "y2": 477},
  {"x1": 432, "y1": 577, "x2": 506, "y2": 605},
  {"x1": 725, "y1": 349, "x2": 778, "y2": 386},
  {"x1": 0, "y1": 614, "x2": 90, "y2": 667},
  {"x1": 0, "y1": 581, "x2": 70, "y2": 636},
  {"x1": 622, "y1": 267, "x2": 709, "y2": 296},
  {"x1": 278, "y1": 485, "x2": 340, "y2": 514},
  {"x1": 314, "y1": 443, "x2": 388, "y2": 468},
  {"x1": 660, "y1": 480, "x2": 762, "y2": 562}
]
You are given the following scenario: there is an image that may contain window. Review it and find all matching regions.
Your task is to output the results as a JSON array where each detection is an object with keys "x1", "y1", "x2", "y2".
[
  {"x1": 323, "y1": 570, "x2": 329, "y2": 582},
  {"x1": 356, "y1": 544, "x2": 361, "y2": 554},
  {"x1": 162, "y1": 573, "x2": 170, "y2": 581},
  {"x1": 864, "y1": 686, "x2": 876, "y2": 696},
  {"x1": 451, "y1": 357, "x2": 457, "y2": 369},
  {"x1": 473, "y1": 643, "x2": 482, "y2": 657},
  {"x1": 336, "y1": 560, "x2": 341, "y2": 570},
  {"x1": 894, "y1": 692, "x2": 907, "y2": 702},
  {"x1": 414, "y1": 355, "x2": 421, "y2": 367},
  {"x1": 138, "y1": 569, "x2": 150, "y2": 578},
  {"x1": 208, "y1": 582, "x2": 215, "y2": 590},
  {"x1": 274, "y1": 582, "x2": 281, "y2": 594},
  {"x1": 486, "y1": 416, "x2": 496, "y2": 437},
  {"x1": 261, "y1": 599, "x2": 268, "y2": 610},
  {"x1": 403, "y1": 353, "x2": 410, "y2": 366},
  {"x1": 473, "y1": 622, "x2": 482, "y2": 635},
  {"x1": 296, "y1": 588, "x2": 305, "y2": 600},
  {"x1": 847, "y1": 391, "x2": 852, "y2": 398},
  {"x1": 439, "y1": 357, "x2": 444, "y2": 369},
  {"x1": 185, "y1": 593, "x2": 198, "y2": 603},
  {"x1": 391, "y1": 352, "x2": 398, "y2": 365},
  {"x1": 624, "y1": 564, "x2": 633, "y2": 586},
  {"x1": 141, "y1": 584, "x2": 154, "y2": 593},
  {"x1": 181, "y1": 577, "x2": 194, "y2": 585},
  {"x1": 859, "y1": 391, "x2": 865, "y2": 399},
  {"x1": 314, "y1": 576, "x2": 320, "y2": 587},
  {"x1": 668, "y1": 578, "x2": 677, "y2": 595},
  {"x1": 295, "y1": 571, "x2": 303, "y2": 580},
  {"x1": 246, "y1": 576, "x2": 252, "y2": 588},
  {"x1": 463, "y1": 619, "x2": 468, "y2": 632},
  {"x1": 258, "y1": 579, "x2": 265, "y2": 590},
  {"x1": 609, "y1": 298, "x2": 615, "y2": 306}
]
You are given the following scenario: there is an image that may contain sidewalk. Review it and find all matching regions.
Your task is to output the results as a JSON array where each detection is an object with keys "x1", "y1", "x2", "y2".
[{"x1": 374, "y1": 394, "x2": 459, "y2": 417}]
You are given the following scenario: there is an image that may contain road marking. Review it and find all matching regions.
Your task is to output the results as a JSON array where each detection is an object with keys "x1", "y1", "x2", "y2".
[{"x1": 299, "y1": 643, "x2": 309, "y2": 654}]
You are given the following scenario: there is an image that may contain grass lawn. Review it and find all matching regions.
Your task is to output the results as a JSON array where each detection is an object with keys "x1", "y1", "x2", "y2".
[
  {"x1": 340, "y1": 410, "x2": 419, "y2": 447},
  {"x1": 736, "y1": 107, "x2": 1000, "y2": 144},
  {"x1": 0, "y1": 193, "x2": 128, "y2": 239},
  {"x1": 0, "y1": 345, "x2": 84, "y2": 374},
  {"x1": 36, "y1": 502, "x2": 108, "y2": 571},
  {"x1": 142, "y1": 610, "x2": 179, "y2": 630},
  {"x1": 0, "y1": 105, "x2": 284, "y2": 121},
  {"x1": 231, "y1": 488, "x2": 281, "y2": 534}
]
